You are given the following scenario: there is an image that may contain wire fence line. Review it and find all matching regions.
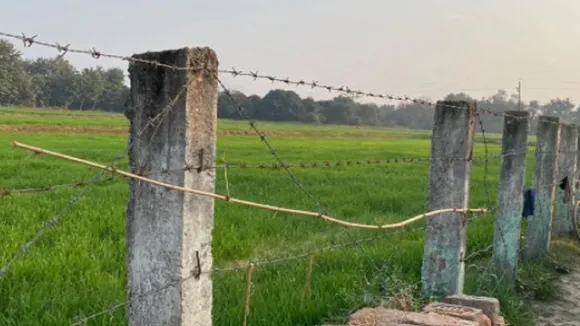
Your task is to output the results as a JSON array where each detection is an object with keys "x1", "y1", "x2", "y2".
[
  {"x1": 0, "y1": 161, "x2": 119, "y2": 279},
  {"x1": 15, "y1": 142, "x2": 489, "y2": 231},
  {"x1": 213, "y1": 72, "x2": 464, "y2": 316},
  {"x1": 214, "y1": 56, "x2": 393, "y2": 301},
  {"x1": 7, "y1": 124, "x2": 498, "y2": 325},
  {"x1": 0, "y1": 30, "x2": 425, "y2": 325},
  {"x1": 0, "y1": 149, "x2": 536, "y2": 201},
  {"x1": 68, "y1": 210, "x2": 496, "y2": 326},
  {"x1": 0, "y1": 30, "x2": 574, "y2": 326},
  {"x1": 0, "y1": 30, "x2": 570, "y2": 126},
  {"x1": 0, "y1": 176, "x2": 117, "y2": 197}
]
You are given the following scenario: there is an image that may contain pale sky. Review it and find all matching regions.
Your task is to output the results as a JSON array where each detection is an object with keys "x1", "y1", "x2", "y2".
[{"x1": 3, "y1": 0, "x2": 580, "y2": 105}]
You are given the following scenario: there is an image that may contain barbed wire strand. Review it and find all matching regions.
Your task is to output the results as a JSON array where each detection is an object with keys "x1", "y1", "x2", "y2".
[
  {"x1": 0, "y1": 31, "x2": 563, "y2": 124},
  {"x1": 0, "y1": 150, "x2": 535, "y2": 201},
  {"x1": 215, "y1": 73, "x2": 397, "y2": 308},
  {"x1": 131, "y1": 154, "x2": 503, "y2": 178},
  {"x1": 13, "y1": 141, "x2": 487, "y2": 230},
  {"x1": 0, "y1": 32, "x2": 435, "y2": 107},
  {"x1": 0, "y1": 157, "x2": 122, "y2": 278},
  {"x1": 0, "y1": 176, "x2": 118, "y2": 197},
  {"x1": 216, "y1": 77, "x2": 330, "y2": 213},
  {"x1": 1, "y1": 30, "x2": 568, "y2": 325},
  {"x1": 0, "y1": 109, "x2": 122, "y2": 120},
  {"x1": 4, "y1": 146, "x2": 559, "y2": 198},
  {"x1": 0, "y1": 33, "x2": 407, "y2": 323}
]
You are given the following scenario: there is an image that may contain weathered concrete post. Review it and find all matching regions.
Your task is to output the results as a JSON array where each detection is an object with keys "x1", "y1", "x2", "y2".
[
  {"x1": 554, "y1": 124, "x2": 578, "y2": 237},
  {"x1": 421, "y1": 100, "x2": 476, "y2": 298},
  {"x1": 491, "y1": 111, "x2": 529, "y2": 285},
  {"x1": 125, "y1": 48, "x2": 218, "y2": 326},
  {"x1": 524, "y1": 116, "x2": 560, "y2": 260}
]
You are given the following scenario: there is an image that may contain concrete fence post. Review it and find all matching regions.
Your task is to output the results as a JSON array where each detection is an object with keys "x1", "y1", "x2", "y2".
[
  {"x1": 491, "y1": 111, "x2": 529, "y2": 286},
  {"x1": 524, "y1": 116, "x2": 560, "y2": 260},
  {"x1": 553, "y1": 124, "x2": 578, "y2": 237},
  {"x1": 421, "y1": 100, "x2": 476, "y2": 299},
  {"x1": 125, "y1": 48, "x2": 219, "y2": 326}
]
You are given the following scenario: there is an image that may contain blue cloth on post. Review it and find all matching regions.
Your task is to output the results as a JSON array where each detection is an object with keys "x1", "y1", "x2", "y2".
[{"x1": 522, "y1": 187, "x2": 535, "y2": 218}]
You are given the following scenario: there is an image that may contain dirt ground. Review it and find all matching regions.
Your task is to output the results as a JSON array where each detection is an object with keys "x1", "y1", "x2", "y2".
[
  {"x1": 0, "y1": 124, "x2": 408, "y2": 139},
  {"x1": 0, "y1": 125, "x2": 128, "y2": 134},
  {"x1": 532, "y1": 257, "x2": 580, "y2": 326}
]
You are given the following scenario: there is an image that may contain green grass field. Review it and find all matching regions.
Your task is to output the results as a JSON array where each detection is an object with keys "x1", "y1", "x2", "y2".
[{"x1": 0, "y1": 107, "x2": 571, "y2": 326}]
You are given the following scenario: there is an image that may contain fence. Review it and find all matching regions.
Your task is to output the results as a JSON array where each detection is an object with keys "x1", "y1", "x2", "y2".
[{"x1": 0, "y1": 32, "x2": 578, "y2": 326}]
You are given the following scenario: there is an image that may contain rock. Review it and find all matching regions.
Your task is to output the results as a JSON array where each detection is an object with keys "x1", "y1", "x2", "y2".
[
  {"x1": 347, "y1": 307, "x2": 478, "y2": 325},
  {"x1": 424, "y1": 302, "x2": 491, "y2": 326},
  {"x1": 444, "y1": 294, "x2": 501, "y2": 325}
]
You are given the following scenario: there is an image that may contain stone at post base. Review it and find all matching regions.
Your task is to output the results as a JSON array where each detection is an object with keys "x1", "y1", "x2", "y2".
[
  {"x1": 321, "y1": 294, "x2": 505, "y2": 326},
  {"x1": 343, "y1": 307, "x2": 479, "y2": 325},
  {"x1": 444, "y1": 294, "x2": 501, "y2": 325},
  {"x1": 423, "y1": 302, "x2": 491, "y2": 326}
]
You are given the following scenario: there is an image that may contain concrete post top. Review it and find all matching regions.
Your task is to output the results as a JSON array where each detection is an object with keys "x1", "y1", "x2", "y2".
[
  {"x1": 562, "y1": 122, "x2": 580, "y2": 129},
  {"x1": 128, "y1": 47, "x2": 219, "y2": 76},
  {"x1": 538, "y1": 115, "x2": 560, "y2": 123},
  {"x1": 503, "y1": 110, "x2": 530, "y2": 118},
  {"x1": 435, "y1": 100, "x2": 472, "y2": 107}
]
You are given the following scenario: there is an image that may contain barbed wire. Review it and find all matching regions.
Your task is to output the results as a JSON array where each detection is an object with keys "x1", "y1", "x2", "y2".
[
  {"x1": 1, "y1": 143, "x2": 561, "y2": 201},
  {"x1": 136, "y1": 153, "x2": 508, "y2": 176},
  {"x1": 0, "y1": 33, "x2": 468, "y2": 323},
  {"x1": 216, "y1": 78, "x2": 332, "y2": 213},
  {"x1": 0, "y1": 109, "x2": 122, "y2": 120},
  {"x1": 0, "y1": 157, "x2": 121, "y2": 278},
  {"x1": 71, "y1": 210, "x2": 493, "y2": 325},
  {"x1": 4, "y1": 145, "x2": 548, "y2": 200},
  {"x1": 215, "y1": 72, "x2": 397, "y2": 302},
  {"x1": 14, "y1": 141, "x2": 488, "y2": 230},
  {"x1": 0, "y1": 32, "x2": 432, "y2": 105},
  {"x1": 1, "y1": 30, "x2": 572, "y2": 326},
  {"x1": 0, "y1": 176, "x2": 118, "y2": 198},
  {"x1": 69, "y1": 232, "x2": 392, "y2": 324},
  {"x1": 0, "y1": 155, "x2": 504, "y2": 200},
  {"x1": 0, "y1": 30, "x2": 566, "y2": 124},
  {"x1": 213, "y1": 70, "x2": 397, "y2": 312}
]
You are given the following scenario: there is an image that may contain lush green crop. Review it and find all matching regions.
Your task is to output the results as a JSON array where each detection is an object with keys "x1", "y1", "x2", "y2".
[{"x1": 0, "y1": 108, "x2": 566, "y2": 326}]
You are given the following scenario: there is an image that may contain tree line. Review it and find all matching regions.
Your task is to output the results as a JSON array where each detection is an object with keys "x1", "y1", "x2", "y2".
[
  {"x1": 0, "y1": 39, "x2": 127, "y2": 112},
  {"x1": 2, "y1": 38, "x2": 580, "y2": 133}
]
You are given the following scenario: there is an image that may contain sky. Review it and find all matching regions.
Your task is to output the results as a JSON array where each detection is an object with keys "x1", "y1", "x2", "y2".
[{"x1": 3, "y1": 0, "x2": 580, "y2": 106}]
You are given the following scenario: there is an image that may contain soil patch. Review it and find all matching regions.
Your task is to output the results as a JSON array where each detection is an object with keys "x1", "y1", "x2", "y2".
[
  {"x1": 0, "y1": 124, "x2": 411, "y2": 139},
  {"x1": 532, "y1": 265, "x2": 580, "y2": 326}
]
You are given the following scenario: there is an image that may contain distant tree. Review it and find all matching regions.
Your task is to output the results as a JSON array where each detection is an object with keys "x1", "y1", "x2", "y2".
[
  {"x1": 256, "y1": 90, "x2": 306, "y2": 121},
  {"x1": 218, "y1": 90, "x2": 255, "y2": 119},
  {"x1": 75, "y1": 67, "x2": 106, "y2": 110},
  {"x1": 98, "y1": 68, "x2": 127, "y2": 112},
  {"x1": 0, "y1": 39, "x2": 33, "y2": 106}
]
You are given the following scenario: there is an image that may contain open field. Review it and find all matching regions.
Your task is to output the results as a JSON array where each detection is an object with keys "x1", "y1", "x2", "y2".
[{"x1": 0, "y1": 107, "x2": 570, "y2": 326}]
